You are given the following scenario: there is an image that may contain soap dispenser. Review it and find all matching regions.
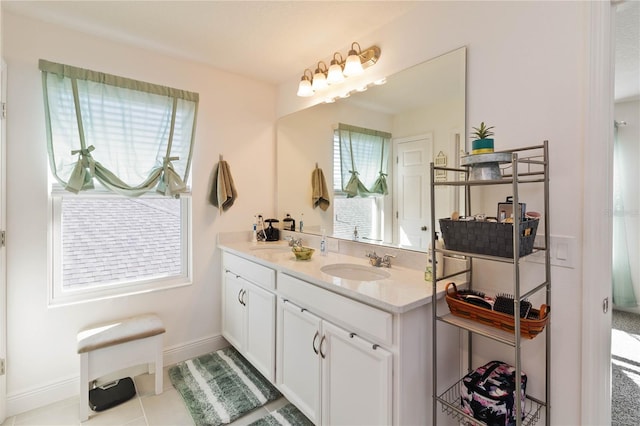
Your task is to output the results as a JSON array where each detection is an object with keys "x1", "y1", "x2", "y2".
[
  {"x1": 264, "y1": 219, "x2": 280, "y2": 241},
  {"x1": 425, "y1": 232, "x2": 445, "y2": 281},
  {"x1": 283, "y1": 214, "x2": 295, "y2": 231}
]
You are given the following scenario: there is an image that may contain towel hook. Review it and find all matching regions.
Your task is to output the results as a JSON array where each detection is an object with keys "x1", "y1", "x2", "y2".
[{"x1": 219, "y1": 154, "x2": 223, "y2": 161}]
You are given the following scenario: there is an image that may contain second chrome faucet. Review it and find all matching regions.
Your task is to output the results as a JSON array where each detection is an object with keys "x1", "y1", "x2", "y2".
[{"x1": 366, "y1": 251, "x2": 396, "y2": 267}]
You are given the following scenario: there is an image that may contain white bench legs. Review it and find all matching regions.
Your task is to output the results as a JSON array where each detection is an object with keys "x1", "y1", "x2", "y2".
[{"x1": 77, "y1": 314, "x2": 165, "y2": 422}]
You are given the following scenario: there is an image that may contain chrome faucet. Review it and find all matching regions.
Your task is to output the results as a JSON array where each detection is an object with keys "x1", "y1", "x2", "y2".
[
  {"x1": 366, "y1": 251, "x2": 396, "y2": 267},
  {"x1": 380, "y1": 254, "x2": 396, "y2": 268},
  {"x1": 285, "y1": 236, "x2": 302, "y2": 247}
]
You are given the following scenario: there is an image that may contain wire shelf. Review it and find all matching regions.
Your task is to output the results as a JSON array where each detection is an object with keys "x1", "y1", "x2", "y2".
[{"x1": 436, "y1": 377, "x2": 544, "y2": 426}]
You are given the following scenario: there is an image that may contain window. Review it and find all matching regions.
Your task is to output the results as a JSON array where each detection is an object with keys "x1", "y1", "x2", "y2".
[
  {"x1": 51, "y1": 191, "x2": 191, "y2": 304},
  {"x1": 40, "y1": 60, "x2": 198, "y2": 305},
  {"x1": 332, "y1": 124, "x2": 391, "y2": 242}
]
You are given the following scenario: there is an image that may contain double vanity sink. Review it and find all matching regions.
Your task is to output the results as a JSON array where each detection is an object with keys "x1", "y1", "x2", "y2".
[
  {"x1": 218, "y1": 234, "x2": 463, "y2": 425},
  {"x1": 250, "y1": 244, "x2": 390, "y2": 280},
  {"x1": 223, "y1": 238, "x2": 451, "y2": 313}
]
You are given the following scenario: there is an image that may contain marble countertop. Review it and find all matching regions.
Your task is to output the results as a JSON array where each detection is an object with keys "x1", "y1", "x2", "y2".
[{"x1": 218, "y1": 239, "x2": 465, "y2": 314}]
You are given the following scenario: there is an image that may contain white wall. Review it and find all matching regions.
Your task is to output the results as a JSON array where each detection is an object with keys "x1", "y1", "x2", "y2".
[
  {"x1": 278, "y1": 2, "x2": 587, "y2": 424},
  {"x1": 3, "y1": 12, "x2": 276, "y2": 415}
]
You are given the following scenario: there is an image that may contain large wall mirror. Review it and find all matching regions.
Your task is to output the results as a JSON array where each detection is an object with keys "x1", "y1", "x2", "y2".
[{"x1": 276, "y1": 47, "x2": 466, "y2": 252}]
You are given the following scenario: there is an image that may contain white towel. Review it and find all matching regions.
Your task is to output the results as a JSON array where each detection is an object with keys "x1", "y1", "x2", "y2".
[
  {"x1": 210, "y1": 160, "x2": 237, "y2": 212},
  {"x1": 312, "y1": 167, "x2": 330, "y2": 211}
]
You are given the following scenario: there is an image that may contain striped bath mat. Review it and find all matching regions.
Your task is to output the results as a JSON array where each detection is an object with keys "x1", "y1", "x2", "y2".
[
  {"x1": 169, "y1": 346, "x2": 282, "y2": 425},
  {"x1": 248, "y1": 403, "x2": 314, "y2": 426}
]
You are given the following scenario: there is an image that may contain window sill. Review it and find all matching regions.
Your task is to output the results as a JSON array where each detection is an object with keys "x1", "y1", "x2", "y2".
[{"x1": 47, "y1": 277, "x2": 192, "y2": 308}]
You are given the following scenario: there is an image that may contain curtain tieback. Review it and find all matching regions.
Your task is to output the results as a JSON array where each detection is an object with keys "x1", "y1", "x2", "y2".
[
  {"x1": 158, "y1": 156, "x2": 185, "y2": 197},
  {"x1": 71, "y1": 145, "x2": 96, "y2": 175},
  {"x1": 162, "y1": 156, "x2": 180, "y2": 174}
]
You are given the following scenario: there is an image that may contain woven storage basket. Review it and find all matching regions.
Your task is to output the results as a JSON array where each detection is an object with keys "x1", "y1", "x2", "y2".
[
  {"x1": 439, "y1": 218, "x2": 539, "y2": 258},
  {"x1": 445, "y1": 283, "x2": 549, "y2": 339}
]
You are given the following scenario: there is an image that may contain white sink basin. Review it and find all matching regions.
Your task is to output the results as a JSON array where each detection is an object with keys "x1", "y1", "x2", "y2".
[{"x1": 320, "y1": 263, "x2": 391, "y2": 281}]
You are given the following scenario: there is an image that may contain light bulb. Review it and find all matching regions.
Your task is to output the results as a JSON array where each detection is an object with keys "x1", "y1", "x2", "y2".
[
  {"x1": 297, "y1": 78, "x2": 313, "y2": 97},
  {"x1": 343, "y1": 45, "x2": 363, "y2": 76},
  {"x1": 327, "y1": 54, "x2": 345, "y2": 84},
  {"x1": 312, "y1": 70, "x2": 328, "y2": 91}
]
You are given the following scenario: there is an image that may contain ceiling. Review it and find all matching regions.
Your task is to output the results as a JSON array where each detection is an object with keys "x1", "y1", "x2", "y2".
[
  {"x1": 3, "y1": 1, "x2": 638, "y2": 100},
  {"x1": 2, "y1": 1, "x2": 418, "y2": 85},
  {"x1": 615, "y1": 1, "x2": 640, "y2": 101}
]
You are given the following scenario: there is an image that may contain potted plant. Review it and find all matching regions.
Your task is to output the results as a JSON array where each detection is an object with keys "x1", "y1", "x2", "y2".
[{"x1": 470, "y1": 122, "x2": 495, "y2": 154}]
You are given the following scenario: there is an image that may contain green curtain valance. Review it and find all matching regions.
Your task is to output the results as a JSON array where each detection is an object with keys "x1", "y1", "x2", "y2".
[
  {"x1": 40, "y1": 59, "x2": 199, "y2": 197},
  {"x1": 39, "y1": 59, "x2": 199, "y2": 102}
]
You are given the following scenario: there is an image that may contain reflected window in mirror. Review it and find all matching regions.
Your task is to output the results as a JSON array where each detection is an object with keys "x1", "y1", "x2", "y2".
[{"x1": 332, "y1": 124, "x2": 391, "y2": 242}]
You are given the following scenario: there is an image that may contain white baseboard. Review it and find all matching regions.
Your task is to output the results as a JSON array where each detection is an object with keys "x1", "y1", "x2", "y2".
[
  {"x1": 163, "y1": 334, "x2": 228, "y2": 367},
  {"x1": 6, "y1": 334, "x2": 228, "y2": 417}
]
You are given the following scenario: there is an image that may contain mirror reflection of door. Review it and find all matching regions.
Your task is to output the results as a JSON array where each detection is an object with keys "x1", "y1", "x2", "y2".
[{"x1": 393, "y1": 134, "x2": 432, "y2": 250}]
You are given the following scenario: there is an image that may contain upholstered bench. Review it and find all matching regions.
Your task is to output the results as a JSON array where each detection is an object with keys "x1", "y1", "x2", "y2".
[{"x1": 77, "y1": 313, "x2": 165, "y2": 421}]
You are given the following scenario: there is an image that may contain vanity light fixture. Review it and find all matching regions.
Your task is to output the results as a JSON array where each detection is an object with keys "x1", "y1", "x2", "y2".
[
  {"x1": 295, "y1": 42, "x2": 381, "y2": 97},
  {"x1": 296, "y1": 69, "x2": 314, "y2": 97}
]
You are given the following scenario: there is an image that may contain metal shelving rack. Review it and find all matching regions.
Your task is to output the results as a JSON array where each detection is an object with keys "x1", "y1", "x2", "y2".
[{"x1": 430, "y1": 141, "x2": 550, "y2": 426}]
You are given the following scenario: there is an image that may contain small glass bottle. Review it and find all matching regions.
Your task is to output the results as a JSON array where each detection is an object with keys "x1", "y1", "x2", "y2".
[
  {"x1": 424, "y1": 261, "x2": 433, "y2": 282},
  {"x1": 320, "y1": 229, "x2": 327, "y2": 256}
]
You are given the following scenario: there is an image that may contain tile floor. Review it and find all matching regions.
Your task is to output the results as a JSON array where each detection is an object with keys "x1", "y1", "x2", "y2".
[{"x1": 0, "y1": 366, "x2": 290, "y2": 426}]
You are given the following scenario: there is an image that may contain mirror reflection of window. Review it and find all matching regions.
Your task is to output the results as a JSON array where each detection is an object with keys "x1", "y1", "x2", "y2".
[{"x1": 332, "y1": 124, "x2": 391, "y2": 242}]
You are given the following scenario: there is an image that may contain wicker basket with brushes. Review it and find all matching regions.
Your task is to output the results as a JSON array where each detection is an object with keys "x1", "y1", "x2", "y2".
[{"x1": 445, "y1": 282, "x2": 549, "y2": 339}]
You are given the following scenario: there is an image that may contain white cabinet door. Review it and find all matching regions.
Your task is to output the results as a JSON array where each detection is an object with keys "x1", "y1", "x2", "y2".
[
  {"x1": 277, "y1": 299, "x2": 322, "y2": 425},
  {"x1": 321, "y1": 321, "x2": 392, "y2": 426},
  {"x1": 223, "y1": 268, "x2": 276, "y2": 382},
  {"x1": 222, "y1": 271, "x2": 245, "y2": 350},
  {"x1": 244, "y1": 282, "x2": 276, "y2": 382}
]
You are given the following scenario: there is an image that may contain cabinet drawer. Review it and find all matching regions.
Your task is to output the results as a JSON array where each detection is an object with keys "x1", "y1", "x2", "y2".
[
  {"x1": 279, "y1": 273, "x2": 393, "y2": 346},
  {"x1": 223, "y1": 252, "x2": 276, "y2": 290}
]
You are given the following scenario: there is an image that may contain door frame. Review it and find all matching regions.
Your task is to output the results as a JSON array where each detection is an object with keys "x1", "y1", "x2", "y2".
[
  {"x1": 581, "y1": 1, "x2": 614, "y2": 424},
  {"x1": 0, "y1": 59, "x2": 7, "y2": 423}
]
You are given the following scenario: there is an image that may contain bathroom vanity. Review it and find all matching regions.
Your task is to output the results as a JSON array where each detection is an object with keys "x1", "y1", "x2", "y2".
[{"x1": 219, "y1": 234, "x2": 462, "y2": 425}]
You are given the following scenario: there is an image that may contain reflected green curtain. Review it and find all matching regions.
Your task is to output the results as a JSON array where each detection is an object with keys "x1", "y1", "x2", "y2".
[
  {"x1": 612, "y1": 122, "x2": 637, "y2": 307},
  {"x1": 370, "y1": 138, "x2": 389, "y2": 195},
  {"x1": 337, "y1": 123, "x2": 391, "y2": 198},
  {"x1": 40, "y1": 59, "x2": 199, "y2": 197}
]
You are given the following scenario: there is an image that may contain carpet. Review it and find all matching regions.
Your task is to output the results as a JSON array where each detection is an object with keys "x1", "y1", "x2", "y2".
[
  {"x1": 248, "y1": 403, "x2": 314, "y2": 426},
  {"x1": 612, "y1": 310, "x2": 640, "y2": 426},
  {"x1": 169, "y1": 346, "x2": 282, "y2": 426}
]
